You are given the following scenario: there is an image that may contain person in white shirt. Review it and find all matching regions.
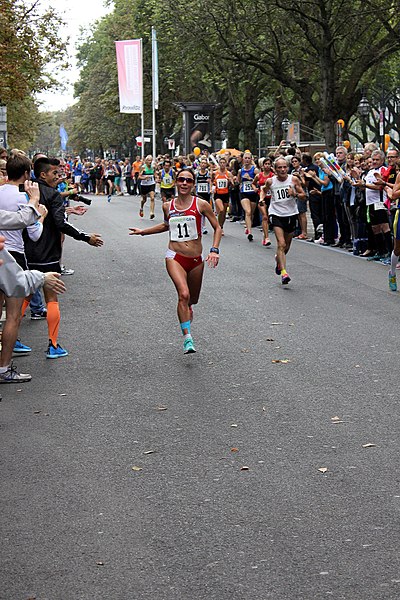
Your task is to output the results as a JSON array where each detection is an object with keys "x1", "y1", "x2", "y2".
[
  {"x1": 264, "y1": 157, "x2": 306, "y2": 285},
  {"x1": 0, "y1": 153, "x2": 47, "y2": 380},
  {"x1": 354, "y1": 149, "x2": 392, "y2": 259}
]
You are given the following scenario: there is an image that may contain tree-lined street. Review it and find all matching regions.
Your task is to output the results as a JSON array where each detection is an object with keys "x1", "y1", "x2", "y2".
[{"x1": 1, "y1": 195, "x2": 399, "y2": 599}]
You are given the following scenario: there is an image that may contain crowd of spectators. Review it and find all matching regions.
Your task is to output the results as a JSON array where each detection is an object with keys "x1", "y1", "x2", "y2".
[
  {"x1": 0, "y1": 139, "x2": 397, "y2": 397},
  {"x1": 0, "y1": 146, "x2": 103, "y2": 396},
  {"x1": 99, "y1": 143, "x2": 400, "y2": 259}
]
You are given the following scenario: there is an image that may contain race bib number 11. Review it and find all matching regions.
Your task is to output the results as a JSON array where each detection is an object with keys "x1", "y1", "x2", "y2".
[{"x1": 169, "y1": 215, "x2": 198, "y2": 242}]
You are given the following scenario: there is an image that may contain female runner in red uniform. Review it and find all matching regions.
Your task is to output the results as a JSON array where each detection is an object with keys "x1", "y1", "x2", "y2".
[{"x1": 129, "y1": 168, "x2": 221, "y2": 354}]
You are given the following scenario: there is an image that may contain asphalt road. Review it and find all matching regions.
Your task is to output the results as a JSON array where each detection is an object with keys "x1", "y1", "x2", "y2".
[{"x1": 1, "y1": 193, "x2": 399, "y2": 600}]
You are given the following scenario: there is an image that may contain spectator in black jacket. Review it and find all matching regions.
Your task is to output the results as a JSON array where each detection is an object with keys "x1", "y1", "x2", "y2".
[{"x1": 23, "y1": 158, "x2": 103, "y2": 359}]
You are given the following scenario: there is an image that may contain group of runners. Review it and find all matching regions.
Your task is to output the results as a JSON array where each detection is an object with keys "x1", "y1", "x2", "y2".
[
  {"x1": 129, "y1": 150, "x2": 322, "y2": 354},
  {"x1": 1, "y1": 140, "x2": 399, "y2": 365},
  {"x1": 128, "y1": 143, "x2": 400, "y2": 354}
]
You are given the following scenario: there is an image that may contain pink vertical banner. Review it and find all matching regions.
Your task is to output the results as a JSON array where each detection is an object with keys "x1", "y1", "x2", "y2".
[{"x1": 115, "y1": 39, "x2": 143, "y2": 114}]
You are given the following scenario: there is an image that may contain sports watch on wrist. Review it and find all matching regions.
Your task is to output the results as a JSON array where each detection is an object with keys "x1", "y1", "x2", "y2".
[{"x1": 210, "y1": 247, "x2": 220, "y2": 254}]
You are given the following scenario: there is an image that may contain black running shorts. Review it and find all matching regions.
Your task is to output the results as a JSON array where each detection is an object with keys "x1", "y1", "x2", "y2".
[{"x1": 271, "y1": 214, "x2": 297, "y2": 234}]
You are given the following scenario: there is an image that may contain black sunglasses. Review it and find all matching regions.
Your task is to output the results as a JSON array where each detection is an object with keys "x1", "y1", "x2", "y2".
[{"x1": 177, "y1": 176, "x2": 194, "y2": 183}]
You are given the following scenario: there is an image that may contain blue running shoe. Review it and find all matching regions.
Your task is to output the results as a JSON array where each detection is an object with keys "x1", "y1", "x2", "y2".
[
  {"x1": 183, "y1": 337, "x2": 196, "y2": 354},
  {"x1": 46, "y1": 341, "x2": 69, "y2": 359},
  {"x1": 389, "y1": 272, "x2": 397, "y2": 292},
  {"x1": 13, "y1": 339, "x2": 31, "y2": 353}
]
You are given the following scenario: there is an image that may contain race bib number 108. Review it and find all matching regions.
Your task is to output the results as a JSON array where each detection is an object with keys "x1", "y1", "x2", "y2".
[{"x1": 169, "y1": 215, "x2": 198, "y2": 242}]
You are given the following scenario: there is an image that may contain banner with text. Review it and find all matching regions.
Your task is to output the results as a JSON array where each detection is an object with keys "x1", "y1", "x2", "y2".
[{"x1": 115, "y1": 39, "x2": 142, "y2": 114}]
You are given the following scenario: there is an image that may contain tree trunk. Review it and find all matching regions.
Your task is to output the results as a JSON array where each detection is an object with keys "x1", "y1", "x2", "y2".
[
  {"x1": 319, "y1": 20, "x2": 336, "y2": 151},
  {"x1": 242, "y1": 83, "x2": 259, "y2": 153},
  {"x1": 226, "y1": 91, "x2": 241, "y2": 149},
  {"x1": 322, "y1": 119, "x2": 336, "y2": 152},
  {"x1": 299, "y1": 101, "x2": 320, "y2": 142}
]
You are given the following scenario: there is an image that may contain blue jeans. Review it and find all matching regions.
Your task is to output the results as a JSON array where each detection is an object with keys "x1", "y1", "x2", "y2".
[{"x1": 30, "y1": 290, "x2": 45, "y2": 314}]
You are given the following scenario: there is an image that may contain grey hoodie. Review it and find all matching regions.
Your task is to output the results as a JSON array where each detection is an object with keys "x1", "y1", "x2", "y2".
[{"x1": 0, "y1": 204, "x2": 45, "y2": 297}]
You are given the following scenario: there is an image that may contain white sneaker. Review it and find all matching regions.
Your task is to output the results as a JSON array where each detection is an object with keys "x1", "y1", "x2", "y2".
[{"x1": 0, "y1": 363, "x2": 32, "y2": 383}]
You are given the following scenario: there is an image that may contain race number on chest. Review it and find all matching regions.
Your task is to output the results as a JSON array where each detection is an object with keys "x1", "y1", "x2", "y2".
[
  {"x1": 217, "y1": 178, "x2": 228, "y2": 190},
  {"x1": 169, "y1": 215, "x2": 198, "y2": 242},
  {"x1": 197, "y1": 182, "x2": 209, "y2": 194},
  {"x1": 241, "y1": 181, "x2": 253, "y2": 193}
]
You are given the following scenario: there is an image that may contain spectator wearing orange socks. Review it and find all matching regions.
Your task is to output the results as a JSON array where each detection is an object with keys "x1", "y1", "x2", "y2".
[{"x1": 23, "y1": 157, "x2": 103, "y2": 358}]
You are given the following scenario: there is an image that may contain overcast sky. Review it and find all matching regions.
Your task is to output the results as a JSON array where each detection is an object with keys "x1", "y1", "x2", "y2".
[{"x1": 37, "y1": 0, "x2": 111, "y2": 112}]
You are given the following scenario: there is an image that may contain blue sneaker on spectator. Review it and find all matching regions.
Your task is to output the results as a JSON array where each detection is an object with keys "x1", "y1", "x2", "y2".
[
  {"x1": 46, "y1": 341, "x2": 69, "y2": 359},
  {"x1": 13, "y1": 339, "x2": 31, "y2": 353}
]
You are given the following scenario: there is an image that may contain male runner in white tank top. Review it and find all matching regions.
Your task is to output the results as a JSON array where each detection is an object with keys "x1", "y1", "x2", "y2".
[{"x1": 264, "y1": 157, "x2": 306, "y2": 284}]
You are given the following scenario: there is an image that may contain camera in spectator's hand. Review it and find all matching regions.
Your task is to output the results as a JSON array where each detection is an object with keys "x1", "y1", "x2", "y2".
[{"x1": 69, "y1": 193, "x2": 92, "y2": 206}]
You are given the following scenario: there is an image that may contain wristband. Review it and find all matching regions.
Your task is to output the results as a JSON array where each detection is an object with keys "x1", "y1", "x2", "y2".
[{"x1": 210, "y1": 247, "x2": 220, "y2": 254}]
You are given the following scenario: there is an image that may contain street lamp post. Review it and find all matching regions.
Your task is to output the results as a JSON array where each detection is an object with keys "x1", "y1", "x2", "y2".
[
  {"x1": 378, "y1": 89, "x2": 386, "y2": 150},
  {"x1": 357, "y1": 93, "x2": 370, "y2": 119},
  {"x1": 281, "y1": 117, "x2": 290, "y2": 142},
  {"x1": 357, "y1": 88, "x2": 400, "y2": 150},
  {"x1": 221, "y1": 129, "x2": 227, "y2": 150},
  {"x1": 0, "y1": 106, "x2": 7, "y2": 148},
  {"x1": 256, "y1": 118, "x2": 267, "y2": 156},
  {"x1": 358, "y1": 92, "x2": 370, "y2": 145}
]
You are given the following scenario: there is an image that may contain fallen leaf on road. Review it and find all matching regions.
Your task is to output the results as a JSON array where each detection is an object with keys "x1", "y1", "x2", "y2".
[
  {"x1": 241, "y1": 349, "x2": 249, "y2": 353},
  {"x1": 271, "y1": 359, "x2": 290, "y2": 364},
  {"x1": 318, "y1": 468, "x2": 328, "y2": 473},
  {"x1": 231, "y1": 447, "x2": 239, "y2": 452},
  {"x1": 131, "y1": 466, "x2": 143, "y2": 471},
  {"x1": 143, "y1": 450, "x2": 156, "y2": 455},
  {"x1": 241, "y1": 466, "x2": 250, "y2": 471},
  {"x1": 362, "y1": 443, "x2": 376, "y2": 448},
  {"x1": 155, "y1": 405, "x2": 168, "y2": 411}
]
